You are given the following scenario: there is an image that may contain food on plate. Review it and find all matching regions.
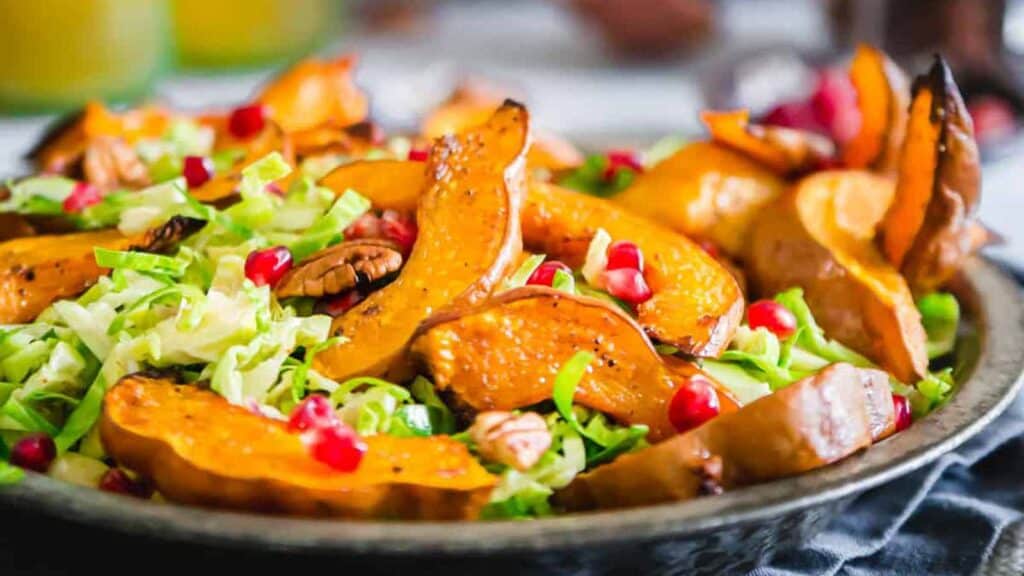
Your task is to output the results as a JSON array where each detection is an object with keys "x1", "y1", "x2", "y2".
[{"x1": 0, "y1": 45, "x2": 981, "y2": 521}]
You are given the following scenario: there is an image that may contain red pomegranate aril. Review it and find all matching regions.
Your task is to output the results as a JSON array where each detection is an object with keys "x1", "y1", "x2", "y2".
[
  {"x1": 407, "y1": 148, "x2": 430, "y2": 162},
  {"x1": 9, "y1": 433, "x2": 56, "y2": 473},
  {"x1": 696, "y1": 238, "x2": 721, "y2": 260},
  {"x1": 245, "y1": 246, "x2": 293, "y2": 287},
  {"x1": 668, "y1": 375, "x2": 721, "y2": 432},
  {"x1": 304, "y1": 423, "x2": 367, "y2": 472},
  {"x1": 602, "y1": 149, "x2": 644, "y2": 181},
  {"x1": 606, "y1": 240, "x2": 644, "y2": 272},
  {"x1": 317, "y1": 290, "x2": 365, "y2": 317},
  {"x1": 380, "y1": 210, "x2": 418, "y2": 255},
  {"x1": 763, "y1": 101, "x2": 825, "y2": 134},
  {"x1": 527, "y1": 260, "x2": 573, "y2": 287},
  {"x1": 600, "y1": 268, "x2": 653, "y2": 305},
  {"x1": 969, "y1": 96, "x2": 1017, "y2": 144},
  {"x1": 746, "y1": 299, "x2": 798, "y2": 339},
  {"x1": 344, "y1": 212, "x2": 382, "y2": 240},
  {"x1": 892, "y1": 394, "x2": 912, "y2": 433},
  {"x1": 98, "y1": 468, "x2": 152, "y2": 499},
  {"x1": 228, "y1": 104, "x2": 267, "y2": 140},
  {"x1": 264, "y1": 182, "x2": 285, "y2": 197},
  {"x1": 183, "y1": 156, "x2": 214, "y2": 188},
  {"x1": 288, "y1": 395, "x2": 338, "y2": 432},
  {"x1": 62, "y1": 182, "x2": 102, "y2": 213},
  {"x1": 811, "y1": 69, "x2": 860, "y2": 143}
]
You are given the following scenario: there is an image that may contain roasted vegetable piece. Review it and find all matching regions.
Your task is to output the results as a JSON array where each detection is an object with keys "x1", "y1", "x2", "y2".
[
  {"x1": 842, "y1": 44, "x2": 910, "y2": 173},
  {"x1": 256, "y1": 55, "x2": 369, "y2": 134},
  {"x1": 412, "y1": 287, "x2": 724, "y2": 441},
  {"x1": 701, "y1": 110, "x2": 836, "y2": 176},
  {"x1": 101, "y1": 375, "x2": 495, "y2": 519},
  {"x1": 878, "y1": 57, "x2": 981, "y2": 293},
  {"x1": 317, "y1": 161, "x2": 745, "y2": 357},
  {"x1": 313, "y1": 102, "x2": 529, "y2": 381},
  {"x1": 611, "y1": 141, "x2": 787, "y2": 257},
  {"x1": 556, "y1": 363, "x2": 895, "y2": 510},
  {"x1": 747, "y1": 170, "x2": 928, "y2": 382}
]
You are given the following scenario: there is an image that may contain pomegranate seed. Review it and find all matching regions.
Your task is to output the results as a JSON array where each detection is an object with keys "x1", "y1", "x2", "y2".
[
  {"x1": 264, "y1": 182, "x2": 285, "y2": 197},
  {"x1": 182, "y1": 156, "x2": 214, "y2": 188},
  {"x1": 407, "y1": 148, "x2": 430, "y2": 162},
  {"x1": 696, "y1": 238, "x2": 720, "y2": 260},
  {"x1": 344, "y1": 212, "x2": 382, "y2": 240},
  {"x1": 244, "y1": 246, "x2": 293, "y2": 287},
  {"x1": 810, "y1": 69, "x2": 860, "y2": 143},
  {"x1": 288, "y1": 395, "x2": 338, "y2": 432},
  {"x1": 968, "y1": 96, "x2": 1017, "y2": 144},
  {"x1": 600, "y1": 268, "x2": 653, "y2": 304},
  {"x1": 606, "y1": 240, "x2": 644, "y2": 272},
  {"x1": 228, "y1": 104, "x2": 267, "y2": 140},
  {"x1": 746, "y1": 300, "x2": 798, "y2": 339},
  {"x1": 892, "y1": 394, "x2": 912, "y2": 433},
  {"x1": 62, "y1": 182, "x2": 103, "y2": 213},
  {"x1": 763, "y1": 101, "x2": 827, "y2": 134},
  {"x1": 98, "y1": 468, "x2": 152, "y2": 499},
  {"x1": 9, "y1": 433, "x2": 56, "y2": 473},
  {"x1": 380, "y1": 210, "x2": 419, "y2": 255},
  {"x1": 668, "y1": 375, "x2": 721, "y2": 432},
  {"x1": 316, "y1": 291, "x2": 365, "y2": 317},
  {"x1": 303, "y1": 424, "x2": 367, "y2": 472},
  {"x1": 602, "y1": 149, "x2": 644, "y2": 181},
  {"x1": 527, "y1": 261, "x2": 573, "y2": 287}
]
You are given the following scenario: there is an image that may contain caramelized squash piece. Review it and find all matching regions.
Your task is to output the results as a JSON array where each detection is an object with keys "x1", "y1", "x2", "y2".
[
  {"x1": 879, "y1": 57, "x2": 981, "y2": 292},
  {"x1": 413, "y1": 287, "x2": 729, "y2": 441},
  {"x1": 313, "y1": 103, "x2": 529, "y2": 381},
  {"x1": 702, "y1": 110, "x2": 835, "y2": 176},
  {"x1": 101, "y1": 375, "x2": 495, "y2": 519},
  {"x1": 317, "y1": 161, "x2": 744, "y2": 357},
  {"x1": 556, "y1": 363, "x2": 895, "y2": 510},
  {"x1": 842, "y1": 44, "x2": 910, "y2": 173},
  {"x1": 0, "y1": 217, "x2": 202, "y2": 323},
  {"x1": 257, "y1": 55, "x2": 369, "y2": 133},
  {"x1": 747, "y1": 170, "x2": 928, "y2": 382},
  {"x1": 611, "y1": 141, "x2": 787, "y2": 256}
]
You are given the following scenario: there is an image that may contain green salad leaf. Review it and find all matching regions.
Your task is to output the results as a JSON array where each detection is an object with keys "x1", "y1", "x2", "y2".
[{"x1": 917, "y1": 292, "x2": 960, "y2": 359}]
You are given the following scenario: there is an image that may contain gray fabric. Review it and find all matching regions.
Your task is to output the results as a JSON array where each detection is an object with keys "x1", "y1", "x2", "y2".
[{"x1": 749, "y1": 393, "x2": 1024, "y2": 576}]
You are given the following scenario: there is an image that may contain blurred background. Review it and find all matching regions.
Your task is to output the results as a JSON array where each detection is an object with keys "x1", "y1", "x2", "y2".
[{"x1": 1, "y1": 0, "x2": 1023, "y2": 262}]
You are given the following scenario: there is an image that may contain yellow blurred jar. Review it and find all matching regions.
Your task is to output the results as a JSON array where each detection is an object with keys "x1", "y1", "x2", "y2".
[
  {"x1": 173, "y1": 0, "x2": 340, "y2": 70},
  {"x1": 0, "y1": 0, "x2": 172, "y2": 114}
]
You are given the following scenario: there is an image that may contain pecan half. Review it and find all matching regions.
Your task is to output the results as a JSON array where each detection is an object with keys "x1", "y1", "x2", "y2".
[
  {"x1": 468, "y1": 411, "x2": 552, "y2": 471},
  {"x1": 82, "y1": 136, "x2": 151, "y2": 190},
  {"x1": 274, "y1": 238, "x2": 404, "y2": 299}
]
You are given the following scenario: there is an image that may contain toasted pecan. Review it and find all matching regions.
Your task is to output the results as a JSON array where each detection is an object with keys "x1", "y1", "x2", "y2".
[
  {"x1": 468, "y1": 411, "x2": 552, "y2": 471},
  {"x1": 275, "y1": 238, "x2": 403, "y2": 299},
  {"x1": 82, "y1": 136, "x2": 151, "y2": 190}
]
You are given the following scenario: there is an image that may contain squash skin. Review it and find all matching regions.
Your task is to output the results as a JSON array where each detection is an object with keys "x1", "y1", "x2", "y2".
[
  {"x1": 879, "y1": 57, "x2": 981, "y2": 293},
  {"x1": 101, "y1": 375, "x2": 495, "y2": 520},
  {"x1": 256, "y1": 54, "x2": 368, "y2": 134},
  {"x1": 556, "y1": 363, "x2": 894, "y2": 511},
  {"x1": 701, "y1": 110, "x2": 835, "y2": 176},
  {"x1": 411, "y1": 287, "x2": 725, "y2": 441},
  {"x1": 842, "y1": 44, "x2": 910, "y2": 174},
  {"x1": 611, "y1": 141, "x2": 787, "y2": 257},
  {"x1": 313, "y1": 103, "x2": 530, "y2": 381},
  {"x1": 746, "y1": 170, "x2": 928, "y2": 382},
  {"x1": 317, "y1": 161, "x2": 744, "y2": 357}
]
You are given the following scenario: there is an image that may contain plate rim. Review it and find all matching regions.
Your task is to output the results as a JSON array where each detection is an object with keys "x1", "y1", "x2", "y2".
[{"x1": 2, "y1": 257, "x2": 1021, "y2": 555}]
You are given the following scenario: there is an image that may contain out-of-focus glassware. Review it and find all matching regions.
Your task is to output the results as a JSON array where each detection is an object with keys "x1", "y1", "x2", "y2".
[
  {"x1": 0, "y1": 0, "x2": 172, "y2": 114},
  {"x1": 173, "y1": 0, "x2": 341, "y2": 70}
]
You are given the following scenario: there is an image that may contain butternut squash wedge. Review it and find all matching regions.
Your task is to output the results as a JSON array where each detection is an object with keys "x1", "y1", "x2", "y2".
[
  {"x1": 878, "y1": 57, "x2": 981, "y2": 293},
  {"x1": 317, "y1": 161, "x2": 744, "y2": 357},
  {"x1": 256, "y1": 54, "x2": 368, "y2": 134},
  {"x1": 411, "y1": 287, "x2": 729, "y2": 441},
  {"x1": 701, "y1": 110, "x2": 835, "y2": 176},
  {"x1": 101, "y1": 375, "x2": 495, "y2": 519},
  {"x1": 746, "y1": 170, "x2": 928, "y2": 382},
  {"x1": 842, "y1": 44, "x2": 910, "y2": 173},
  {"x1": 556, "y1": 363, "x2": 894, "y2": 511},
  {"x1": 611, "y1": 141, "x2": 787, "y2": 257},
  {"x1": 313, "y1": 102, "x2": 529, "y2": 381}
]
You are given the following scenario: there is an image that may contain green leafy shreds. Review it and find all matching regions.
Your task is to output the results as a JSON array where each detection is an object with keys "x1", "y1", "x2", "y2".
[
  {"x1": 288, "y1": 189, "x2": 371, "y2": 261},
  {"x1": 558, "y1": 154, "x2": 636, "y2": 197},
  {"x1": 0, "y1": 176, "x2": 75, "y2": 215},
  {"x1": 501, "y1": 254, "x2": 546, "y2": 290},
  {"x1": 917, "y1": 292, "x2": 960, "y2": 359}
]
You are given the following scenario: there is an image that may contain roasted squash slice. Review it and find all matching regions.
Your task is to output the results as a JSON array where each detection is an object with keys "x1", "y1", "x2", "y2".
[
  {"x1": 701, "y1": 110, "x2": 836, "y2": 176},
  {"x1": 842, "y1": 44, "x2": 910, "y2": 173},
  {"x1": 878, "y1": 57, "x2": 981, "y2": 293},
  {"x1": 556, "y1": 363, "x2": 894, "y2": 510},
  {"x1": 0, "y1": 216, "x2": 202, "y2": 323},
  {"x1": 256, "y1": 54, "x2": 369, "y2": 134},
  {"x1": 611, "y1": 141, "x2": 787, "y2": 257},
  {"x1": 746, "y1": 170, "x2": 928, "y2": 382},
  {"x1": 412, "y1": 287, "x2": 731, "y2": 441},
  {"x1": 317, "y1": 161, "x2": 744, "y2": 357},
  {"x1": 101, "y1": 375, "x2": 495, "y2": 519},
  {"x1": 313, "y1": 102, "x2": 529, "y2": 381}
]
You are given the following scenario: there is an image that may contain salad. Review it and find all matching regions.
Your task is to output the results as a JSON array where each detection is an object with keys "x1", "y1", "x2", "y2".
[{"x1": 0, "y1": 46, "x2": 979, "y2": 519}]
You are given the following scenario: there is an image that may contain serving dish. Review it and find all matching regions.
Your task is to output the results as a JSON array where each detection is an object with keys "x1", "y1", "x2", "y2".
[{"x1": 1, "y1": 257, "x2": 1019, "y2": 575}]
